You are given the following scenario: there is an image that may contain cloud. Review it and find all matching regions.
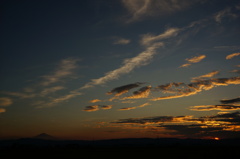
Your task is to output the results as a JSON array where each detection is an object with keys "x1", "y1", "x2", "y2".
[
  {"x1": 41, "y1": 58, "x2": 79, "y2": 86},
  {"x1": 83, "y1": 105, "x2": 113, "y2": 112},
  {"x1": 214, "y1": 7, "x2": 238, "y2": 23},
  {"x1": 191, "y1": 70, "x2": 220, "y2": 81},
  {"x1": 113, "y1": 37, "x2": 131, "y2": 45},
  {"x1": 107, "y1": 82, "x2": 144, "y2": 97},
  {"x1": 122, "y1": 0, "x2": 201, "y2": 22},
  {"x1": 40, "y1": 86, "x2": 65, "y2": 96},
  {"x1": 220, "y1": 97, "x2": 240, "y2": 104},
  {"x1": 140, "y1": 28, "x2": 180, "y2": 46},
  {"x1": 118, "y1": 102, "x2": 150, "y2": 111},
  {"x1": 83, "y1": 105, "x2": 99, "y2": 112},
  {"x1": 190, "y1": 105, "x2": 240, "y2": 111},
  {"x1": 112, "y1": 115, "x2": 192, "y2": 125},
  {"x1": 0, "y1": 97, "x2": 13, "y2": 106},
  {"x1": 151, "y1": 77, "x2": 240, "y2": 101},
  {"x1": 0, "y1": 108, "x2": 6, "y2": 113},
  {"x1": 36, "y1": 91, "x2": 82, "y2": 108},
  {"x1": 81, "y1": 42, "x2": 164, "y2": 89},
  {"x1": 122, "y1": 85, "x2": 151, "y2": 99},
  {"x1": 118, "y1": 107, "x2": 137, "y2": 111},
  {"x1": 110, "y1": 111, "x2": 240, "y2": 138},
  {"x1": 180, "y1": 54, "x2": 206, "y2": 68},
  {"x1": 89, "y1": 99, "x2": 102, "y2": 103},
  {"x1": 230, "y1": 69, "x2": 240, "y2": 74},
  {"x1": 226, "y1": 53, "x2": 240, "y2": 60},
  {"x1": 1, "y1": 91, "x2": 36, "y2": 99}
]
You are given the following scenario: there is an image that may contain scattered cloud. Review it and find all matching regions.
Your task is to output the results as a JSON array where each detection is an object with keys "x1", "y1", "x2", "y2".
[
  {"x1": 113, "y1": 37, "x2": 131, "y2": 45},
  {"x1": 119, "y1": 102, "x2": 150, "y2": 111},
  {"x1": 112, "y1": 115, "x2": 192, "y2": 125},
  {"x1": 191, "y1": 71, "x2": 219, "y2": 82},
  {"x1": 122, "y1": 85, "x2": 151, "y2": 99},
  {"x1": 40, "y1": 86, "x2": 65, "y2": 96},
  {"x1": 89, "y1": 99, "x2": 102, "y2": 103},
  {"x1": 118, "y1": 106, "x2": 137, "y2": 111},
  {"x1": 1, "y1": 91, "x2": 36, "y2": 99},
  {"x1": 41, "y1": 58, "x2": 79, "y2": 86},
  {"x1": 140, "y1": 28, "x2": 180, "y2": 46},
  {"x1": 152, "y1": 77, "x2": 240, "y2": 101},
  {"x1": 36, "y1": 91, "x2": 83, "y2": 108},
  {"x1": 220, "y1": 97, "x2": 240, "y2": 104},
  {"x1": 110, "y1": 111, "x2": 240, "y2": 138},
  {"x1": 214, "y1": 7, "x2": 238, "y2": 23},
  {"x1": 83, "y1": 105, "x2": 113, "y2": 112},
  {"x1": 230, "y1": 69, "x2": 240, "y2": 74},
  {"x1": 226, "y1": 53, "x2": 240, "y2": 60},
  {"x1": 122, "y1": 0, "x2": 201, "y2": 23},
  {"x1": 0, "y1": 97, "x2": 13, "y2": 106},
  {"x1": 107, "y1": 82, "x2": 144, "y2": 97},
  {"x1": 190, "y1": 105, "x2": 240, "y2": 111},
  {"x1": 180, "y1": 54, "x2": 206, "y2": 68},
  {"x1": 0, "y1": 108, "x2": 6, "y2": 113},
  {"x1": 81, "y1": 42, "x2": 164, "y2": 89},
  {"x1": 83, "y1": 105, "x2": 99, "y2": 112}
]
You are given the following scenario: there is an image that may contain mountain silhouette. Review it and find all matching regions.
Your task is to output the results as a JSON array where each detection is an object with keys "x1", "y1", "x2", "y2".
[{"x1": 33, "y1": 133, "x2": 57, "y2": 140}]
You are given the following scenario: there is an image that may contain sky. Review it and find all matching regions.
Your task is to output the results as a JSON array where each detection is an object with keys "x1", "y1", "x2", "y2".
[{"x1": 0, "y1": 0, "x2": 240, "y2": 140}]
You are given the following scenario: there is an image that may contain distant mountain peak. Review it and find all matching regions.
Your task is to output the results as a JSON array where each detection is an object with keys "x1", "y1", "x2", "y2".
[{"x1": 33, "y1": 133, "x2": 57, "y2": 140}]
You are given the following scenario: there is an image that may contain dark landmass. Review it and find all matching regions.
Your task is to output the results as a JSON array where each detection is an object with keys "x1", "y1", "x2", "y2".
[{"x1": 0, "y1": 137, "x2": 239, "y2": 158}]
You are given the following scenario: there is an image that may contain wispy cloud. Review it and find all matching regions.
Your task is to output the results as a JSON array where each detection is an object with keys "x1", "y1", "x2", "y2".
[
  {"x1": 40, "y1": 86, "x2": 65, "y2": 96},
  {"x1": 0, "y1": 108, "x2": 6, "y2": 113},
  {"x1": 107, "y1": 82, "x2": 144, "y2": 97},
  {"x1": 110, "y1": 111, "x2": 240, "y2": 138},
  {"x1": 81, "y1": 42, "x2": 164, "y2": 89},
  {"x1": 226, "y1": 52, "x2": 240, "y2": 60},
  {"x1": 214, "y1": 7, "x2": 238, "y2": 23},
  {"x1": 113, "y1": 37, "x2": 131, "y2": 45},
  {"x1": 220, "y1": 97, "x2": 240, "y2": 104},
  {"x1": 41, "y1": 58, "x2": 79, "y2": 86},
  {"x1": 140, "y1": 28, "x2": 180, "y2": 46},
  {"x1": 118, "y1": 102, "x2": 150, "y2": 111},
  {"x1": 83, "y1": 105, "x2": 113, "y2": 112},
  {"x1": 122, "y1": 85, "x2": 151, "y2": 99},
  {"x1": 190, "y1": 105, "x2": 240, "y2": 111},
  {"x1": 191, "y1": 70, "x2": 219, "y2": 82},
  {"x1": 152, "y1": 77, "x2": 240, "y2": 101},
  {"x1": 0, "y1": 97, "x2": 13, "y2": 106},
  {"x1": 36, "y1": 91, "x2": 82, "y2": 108},
  {"x1": 179, "y1": 54, "x2": 206, "y2": 68},
  {"x1": 89, "y1": 99, "x2": 102, "y2": 103},
  {"x1": 122, "y1": 0, "x2": 201, "y2": 23}
]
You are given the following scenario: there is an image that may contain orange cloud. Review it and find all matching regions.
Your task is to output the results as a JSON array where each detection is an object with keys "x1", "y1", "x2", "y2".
[
  {"x1": 226, "y1": 52, "x2": 240, "y2": 60},
  {"x1": 122, "y1": 86, "x2": 151, "y2": 99},
  {"x1": 0, "y1": 108, "x2": 6, "y2": 113},
  {"x1": 180, "y1": 54, "x2": 206, "y2": 68},
  {"x1": 89, "y1": 99, "x2": 101, "y2": 103}
]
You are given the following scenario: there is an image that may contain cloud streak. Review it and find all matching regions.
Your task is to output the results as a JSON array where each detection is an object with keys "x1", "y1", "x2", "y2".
[
  {"x1": 122, "y1": 0, "x2": 201, "y2": 23},
  {"x1": 81, "y1": 42, "x2": 164, "y2": 89},
  {"x1": 0, "y1": 97, "x2": 13, "y2": 106},
  {"x1": 191, "y1": 70, "x2": 219, "y2": 82},
  {"x1": 226, "y1": 52, "x2": 240, "y2": 60},
  {"x1": 180, "y1": 54, "x2": 206, "y2": 68},
  {"x1": 41, "y1": 58, "x2": 79, "y2": 86},
  {"x1": 190, "y1": 105, "x2": 240, "y2": 111},
  {"x1": 83, "y1": 105, "x2": 113, "y2": 112},
  {"x1": 152, "y1": 77, "x2": 240, "y2": 101},
  {"x1": 140, "y1": 28, "x2": 180, "y2": 46}
]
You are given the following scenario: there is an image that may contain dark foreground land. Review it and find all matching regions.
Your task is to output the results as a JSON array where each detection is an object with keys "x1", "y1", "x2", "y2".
[{"x1": 1, "y1": 138, "x2": 239, "y2": 159}]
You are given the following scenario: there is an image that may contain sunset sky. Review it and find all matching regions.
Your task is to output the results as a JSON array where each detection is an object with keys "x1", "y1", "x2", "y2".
[{"x1": 1, "y1": 0, "x2": 240, "y2": 140}]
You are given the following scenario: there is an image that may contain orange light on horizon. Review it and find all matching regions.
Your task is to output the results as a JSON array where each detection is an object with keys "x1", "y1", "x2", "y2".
[{"x1": 214, "y1": 137, "x2": 220, "y2": 140}]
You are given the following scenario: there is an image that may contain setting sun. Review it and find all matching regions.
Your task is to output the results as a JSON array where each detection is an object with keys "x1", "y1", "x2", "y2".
[{"x1": 214, "y1": 137, "x2": 220, "y2": 141}]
